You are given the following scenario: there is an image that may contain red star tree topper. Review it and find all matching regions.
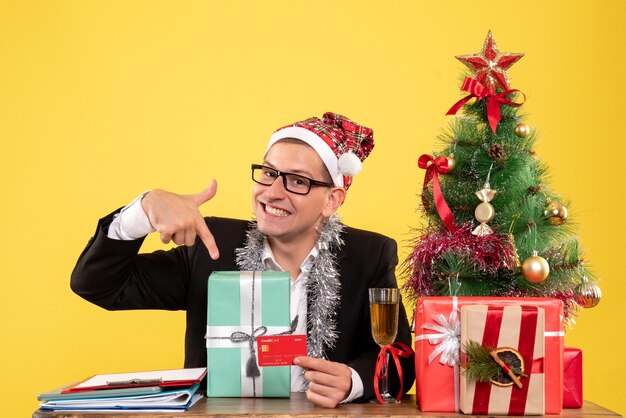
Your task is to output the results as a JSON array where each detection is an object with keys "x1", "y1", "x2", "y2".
[{"x1": 456, "y1": 30, "x2": 524, "y2": 90}]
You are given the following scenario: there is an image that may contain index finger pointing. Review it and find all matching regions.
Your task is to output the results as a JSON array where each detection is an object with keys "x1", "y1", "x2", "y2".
[{"x1": 196, "y1": 217, "x2": 219, "y2": 260}]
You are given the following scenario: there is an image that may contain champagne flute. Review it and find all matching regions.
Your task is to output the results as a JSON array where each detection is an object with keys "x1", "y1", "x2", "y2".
[{"x1": 368, "y1": 288, "x2": 400, "y2": 404}]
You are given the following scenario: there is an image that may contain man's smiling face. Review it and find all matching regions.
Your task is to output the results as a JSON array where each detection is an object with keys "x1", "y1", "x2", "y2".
[{"x1": 252, "y1": 141, "x2": 336, "y2": 247}]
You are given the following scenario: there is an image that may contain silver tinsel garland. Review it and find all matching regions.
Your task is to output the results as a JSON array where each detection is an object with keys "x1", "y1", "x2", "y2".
[{"x1": 235, "y1": 215, "x2": 344, "y2": 361}]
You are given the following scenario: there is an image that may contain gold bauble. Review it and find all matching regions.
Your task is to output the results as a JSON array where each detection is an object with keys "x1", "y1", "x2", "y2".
[
  {"x1": 515, "y1": 123, "x2": 530, "y2": 138},
  {"x1": 446, "y1": 154, "x2": 456, "y2": 172},
  {"x1": 521, "y1": 254, "x2": 550, "y2": 283},
  {"x1": 544, "y1": 201, "x2": 568, "y2": 225},
  {"x1": 574, "y1": 276, "x2": 602, "y2": 308},
  {"x1": 475, "y1": 202, "x2": 495, "y2": 223}
]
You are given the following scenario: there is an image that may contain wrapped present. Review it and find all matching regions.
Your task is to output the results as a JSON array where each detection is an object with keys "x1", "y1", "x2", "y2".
[
  {"x1": 563, "y1": 346, "x2": 583, "y2": 408},
  {"x1": 206, "y1": 271, "x2": 292, "y2": 397},
  {"x1": 460, "y1": 305, "x2": 545, "y2": 415},
  {"x1": 414, "y1": 297, "x2": 563, "y2": 413}
]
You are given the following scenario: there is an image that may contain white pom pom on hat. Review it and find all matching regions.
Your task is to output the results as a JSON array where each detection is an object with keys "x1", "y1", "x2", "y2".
[
  {"x1": 338, "y1": 151, "x2": 362, "y2": 176},
  {"x1": 266, "y1": 112, "x2": 374, "y2": 190}
]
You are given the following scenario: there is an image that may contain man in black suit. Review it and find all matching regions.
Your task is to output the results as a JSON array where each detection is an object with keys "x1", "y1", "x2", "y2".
[{"x1": 71, "y1": 112, "x2": 414, "y2": 408}]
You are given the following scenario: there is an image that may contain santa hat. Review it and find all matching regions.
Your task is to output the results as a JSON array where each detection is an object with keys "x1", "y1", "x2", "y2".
[{"x1": 266, "y1": 112, "x2": 374, "y2": 189}]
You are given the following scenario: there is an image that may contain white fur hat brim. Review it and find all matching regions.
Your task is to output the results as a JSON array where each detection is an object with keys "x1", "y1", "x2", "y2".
[{"x1": 267, "y1": 126, "x2": 344, "y2": 187}]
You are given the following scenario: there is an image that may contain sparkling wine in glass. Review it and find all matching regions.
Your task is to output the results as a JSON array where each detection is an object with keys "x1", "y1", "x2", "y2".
[{"x1": 369, "y1": 288, "x2": 400, "y2": 403}]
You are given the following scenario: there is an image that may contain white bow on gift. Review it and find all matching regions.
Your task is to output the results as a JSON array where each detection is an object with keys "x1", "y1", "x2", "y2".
[{"x1": 419, "y1": 309, "x2": 461, "y2": 366}]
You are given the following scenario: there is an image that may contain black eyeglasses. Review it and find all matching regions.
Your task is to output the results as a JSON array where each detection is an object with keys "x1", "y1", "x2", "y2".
[{"x1": 251, "y1": 164, "x2": 334, "y2": 195}]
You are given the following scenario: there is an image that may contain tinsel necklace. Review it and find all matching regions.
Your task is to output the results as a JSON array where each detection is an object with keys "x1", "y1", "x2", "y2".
[{"x1": 235, "y1": 214, "x2": 344, "y2": 362}]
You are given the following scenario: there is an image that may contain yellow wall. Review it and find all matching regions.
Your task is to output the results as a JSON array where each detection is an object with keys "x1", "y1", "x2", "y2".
[{"x1": 1, "y1": 1, "x2": 624, "y2": 416}]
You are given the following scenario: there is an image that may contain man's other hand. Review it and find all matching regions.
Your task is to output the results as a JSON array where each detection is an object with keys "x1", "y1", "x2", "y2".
[
  {"x1": 294, "y1": 356, "x2": 352, "y2": 408},
  {"x1": 141, "y1": 181, "x2": 219, "y2": 259}
]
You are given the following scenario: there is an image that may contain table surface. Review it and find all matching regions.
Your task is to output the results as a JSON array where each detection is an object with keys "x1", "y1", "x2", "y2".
[{"x1": 33, "y1": 393, "x2": 622, "y2": 418}]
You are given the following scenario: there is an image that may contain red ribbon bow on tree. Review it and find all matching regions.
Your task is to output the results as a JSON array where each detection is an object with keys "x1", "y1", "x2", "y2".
[
  {"x1": 418, "y1": 154, "x2": 456, "y2": 232},
  {"x1": 446, "y1": 77, "x2": 525, "y2": 133},
  {"x1": 374, "y1": 342, "x2": 412, "y2": 404}
]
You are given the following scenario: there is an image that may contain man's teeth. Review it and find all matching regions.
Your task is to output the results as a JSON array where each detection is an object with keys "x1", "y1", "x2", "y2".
[{"x1": 266, "y1": 205, "x2": 289, "y2": 217}]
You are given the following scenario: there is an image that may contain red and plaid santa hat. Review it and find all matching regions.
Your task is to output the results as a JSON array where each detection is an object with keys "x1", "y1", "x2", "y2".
[{"x1": 266, "y1": 112, "x2": 374, "y2": 189}]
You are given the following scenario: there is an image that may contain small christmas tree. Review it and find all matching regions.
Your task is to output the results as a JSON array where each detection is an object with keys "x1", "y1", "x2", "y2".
[{"x1": 402, "y1": 31, "x2": 601, "y2": 322}]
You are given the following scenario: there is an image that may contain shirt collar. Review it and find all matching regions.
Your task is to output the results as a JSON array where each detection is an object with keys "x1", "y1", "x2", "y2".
[{"x1": 261, "y1": 238, "x2": 319, "y2": 278}]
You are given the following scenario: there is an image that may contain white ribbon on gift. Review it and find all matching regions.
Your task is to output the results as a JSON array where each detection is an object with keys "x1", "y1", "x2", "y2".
[{"x1": 415, "y1": 303, "x2": 461, "y2": 366}]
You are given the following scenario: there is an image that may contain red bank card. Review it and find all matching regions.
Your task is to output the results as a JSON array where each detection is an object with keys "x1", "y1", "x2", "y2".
[{"x1": 257, "y1": 335, "x2": 307, "y2": 366}]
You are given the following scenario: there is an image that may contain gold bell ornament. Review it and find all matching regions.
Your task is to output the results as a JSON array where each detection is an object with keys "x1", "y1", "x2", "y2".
[
  {"x1": 472, "y1": 183, "x2": 496, "y2": 236},
  {"x1": 574, "y1": 276, "x2": 602, "y2": 308}
]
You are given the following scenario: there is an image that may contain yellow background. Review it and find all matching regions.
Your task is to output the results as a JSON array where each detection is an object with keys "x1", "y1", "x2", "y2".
[{"x1": 1, "y1": 1, "x2": 624, "y2": 416}]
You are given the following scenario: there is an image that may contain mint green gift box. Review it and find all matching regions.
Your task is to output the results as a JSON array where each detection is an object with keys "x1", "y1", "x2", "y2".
[{"x1": 206, "y1": 271, "x2": 291, "y2": 397}]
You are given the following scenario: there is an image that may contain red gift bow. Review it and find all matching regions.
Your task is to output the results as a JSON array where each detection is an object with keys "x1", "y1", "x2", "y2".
[
  {"x1": 446, "y1": 77, "x2": 526, "y2": 133},
  {"x1": 374, "y1": 342, "x2": 412, "y2": 404},
  {"x1": 418, "y1": 154, "x2": 456, "y2": 232}
]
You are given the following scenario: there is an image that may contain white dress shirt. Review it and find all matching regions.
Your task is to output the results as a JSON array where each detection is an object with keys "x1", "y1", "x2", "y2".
[{"x1": 107, "y1": 194, "x2": 363, "y2": 402}]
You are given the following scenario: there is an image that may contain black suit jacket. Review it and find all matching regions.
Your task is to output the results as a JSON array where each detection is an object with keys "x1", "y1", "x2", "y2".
[{"x1": 71, "y1": 212, "x2": 415, "y2": 402}]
